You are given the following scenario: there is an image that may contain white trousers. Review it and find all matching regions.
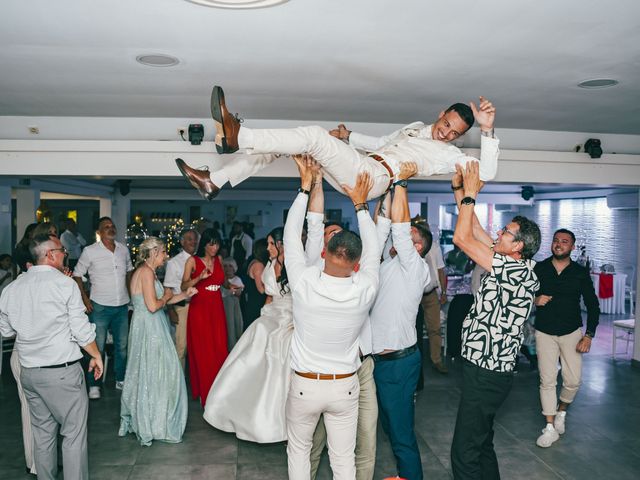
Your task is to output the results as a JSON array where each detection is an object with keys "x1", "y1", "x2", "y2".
[
  {"x1": 235, "y1": 126, "x2": 392, "y2": 199},
  {"x1": 286, "y1": 373, "x2": 360, "y2": 480}
]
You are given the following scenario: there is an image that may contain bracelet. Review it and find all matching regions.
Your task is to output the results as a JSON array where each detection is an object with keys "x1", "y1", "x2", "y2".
[
  {"x1": 451, "y1": 184, "x2": 463, "y2": 191},
  {"x1": 354, "y1": 202, "x2": 369, "y2": 213},
  {"x1": 298, "y1": 187, "x2": 311, "y2": 195},
  {"x1": 481, "y1": 128, "x2": 495, "y2": 138}
]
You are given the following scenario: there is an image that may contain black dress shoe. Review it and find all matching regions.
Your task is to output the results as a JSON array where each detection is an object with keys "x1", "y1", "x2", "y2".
[
  {"x1": 211, "y1": 85, "x2": 242, "y2": 154},
  {"x1": 175, "y1": 158, "x2": 220, "y2": 201}
]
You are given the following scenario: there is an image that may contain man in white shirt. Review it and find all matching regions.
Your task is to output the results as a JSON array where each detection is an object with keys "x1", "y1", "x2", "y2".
[
  {"x1": 163, "y1": 229, "x2": 199, "y2": 370},
  {"x1": 369, "y1": 163, "x2": 432, "y2": 480},
  {"x1": 229, "y1": 221, "x2": 253, "y2": 265},
  {"x1": 284, "y1": 160, "x2": 380, "y2": 480},
  {"x1": 73, "y1": 216, "x2": 133, "y2": 399},
  {"x1": 0, "y1": 234, "x2": 103, "y2": 480},
  {"x1": 300, "y1": 159, "x2": 377, "y2": 480},
  {"x1": 176, "y1": 86, "x2": 499, "y2": 200},
  {"x1": 59, "y1": 218, "x2": 87, "y2": 270}
]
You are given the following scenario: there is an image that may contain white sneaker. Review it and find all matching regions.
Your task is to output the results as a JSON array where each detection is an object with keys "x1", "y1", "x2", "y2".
[
  {"x1": 536, "y1": 424, "x2": 560, "y2": 448},
  {"x1": 554, "y1": 411, "x2": 566, "y2": 435},
  {"x1": 115, "y1": 381, "x2": 125, "y2": 391},
  {"x1": 88, "y1": 387, "x2": 101, "y2": 400}
]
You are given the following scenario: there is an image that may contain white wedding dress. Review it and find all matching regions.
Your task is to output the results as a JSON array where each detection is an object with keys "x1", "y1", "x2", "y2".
[{"x1": 203, "y1": 260, "x2": 293, "y2": 443}]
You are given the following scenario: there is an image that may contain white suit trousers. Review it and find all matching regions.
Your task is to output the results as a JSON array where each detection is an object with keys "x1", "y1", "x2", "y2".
[{"x1": 286, "y1": 373, "x2": 360, "y2": 480}]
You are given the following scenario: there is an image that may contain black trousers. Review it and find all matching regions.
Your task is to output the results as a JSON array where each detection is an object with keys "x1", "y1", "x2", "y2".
[{"x1": 451, "y1": 360, "x2": 514, "y2": 480}]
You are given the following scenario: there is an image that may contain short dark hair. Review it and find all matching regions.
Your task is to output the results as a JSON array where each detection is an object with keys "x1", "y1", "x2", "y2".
[
  {"x1": 512, "y1": 216, "x2": 541, "y2": 260},
  {"x1": 97, "y1": 216, "x2": 113, "y2": 230},
  {"x1": 553, "y1": 228, "x2": 576, "y2": 244},
  {"x1": 0, "y1": 253, "x2": 12, "y2": 263},
  {"x1": 411, "y1": 222, "x2": 433, "y2": 258},
  {"x1": 445, "y1": 103, "x2": 474, "y2": 131},
  {"x1": 327, "y1": 230, "x2": 362, "y2": 263}
]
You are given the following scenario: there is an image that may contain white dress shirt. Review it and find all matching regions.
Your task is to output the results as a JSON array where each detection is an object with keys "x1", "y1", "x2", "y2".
[
  {"x1": 73, "y1": 241, "x2": 133, "y2": 306},
  {"x1": 369, "y1": 223, "x2": 431, "y2": 353},
  {"x1": 285, "y1": 193, "x2": 380, "y2": 374},
  {"x1": 163, "y1": 250, "x2": 191, "y2": 295},
  {"x1": 59, "y1": 230, "x2": 87, "y2": 260},
  {"x1": 0, "y1": 265, "x2": 96, "y2": 368},
  {"x1": 349, "y1": 121, "x2": 500, "y2": 182},
  {"x1": 303, "y1": 210, "x2": 380, "y2": 356}
]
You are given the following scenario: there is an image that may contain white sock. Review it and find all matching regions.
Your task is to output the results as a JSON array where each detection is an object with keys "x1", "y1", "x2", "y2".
[{"x1": 210, "y1": 170, "x2": 229, "y2": 188}]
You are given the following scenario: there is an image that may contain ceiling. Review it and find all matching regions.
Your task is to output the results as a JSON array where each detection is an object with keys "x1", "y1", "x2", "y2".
[{"x1": 2, "y1": 0, "x2": 640, "y2": 134}]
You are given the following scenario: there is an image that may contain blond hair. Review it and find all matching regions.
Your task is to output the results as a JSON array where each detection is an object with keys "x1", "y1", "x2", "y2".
[{"x1": 135, "y1": 237, "x2": 165, "y2": 268}]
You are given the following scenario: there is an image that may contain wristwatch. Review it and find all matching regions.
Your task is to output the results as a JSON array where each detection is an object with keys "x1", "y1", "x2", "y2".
[
  {"x1": 297, "y1": 187, "x2": 310, "y2": 195},
  {"x1": 585, "y1": 331, "x2": 594, "y2": 339},
  {"x1": 460, "y1": 196, "x2": 476, "y2": 206},
  {"x1": 393, "y1": 179, "x2": 408, "y2": 188}
]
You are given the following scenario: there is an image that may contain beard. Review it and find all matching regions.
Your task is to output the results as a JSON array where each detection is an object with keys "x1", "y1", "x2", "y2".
[{"x1": 552, "y1": 251, "x2": 571, "y2": 260}]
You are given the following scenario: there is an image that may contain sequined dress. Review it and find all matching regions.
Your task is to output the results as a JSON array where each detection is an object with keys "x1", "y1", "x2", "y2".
[
  {"x1": 203, "y1": 260, "x2": 293, "y2": 443},
  {"x1": 119, "y1": 280, "x2": 188, "y2": 446}
]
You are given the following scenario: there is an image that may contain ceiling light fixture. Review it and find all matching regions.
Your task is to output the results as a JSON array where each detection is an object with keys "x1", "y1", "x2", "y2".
[
  {"x1": 577, "y1": 78, "x2": 619, "y2": 89},
  {"x1": 136, "y1": 54, "x2": 180, "y2": 67},
  {"x1": 186, "y1": 0, "x2": 289, "y2": 9}
]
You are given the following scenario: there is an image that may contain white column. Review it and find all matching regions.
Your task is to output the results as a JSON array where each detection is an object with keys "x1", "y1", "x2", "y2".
[
  {"x1": 111, "y1": 193, "x2": 130, "y2": 243},
  {"x1": 633, "y1": 190, "x2": 640, "y2": 365},
  {"x1": 99, "y1": 197, "x2": 112, "y2": 219},
  {"x1": 15, "y1": 188, "x2": 39, "y2": 243},
  {"x1": 0, "y1": 187, "x2": 12, "y2": 254},
  {"x1": 426, "y1": 195, "x2": 442, "y2": 231}
]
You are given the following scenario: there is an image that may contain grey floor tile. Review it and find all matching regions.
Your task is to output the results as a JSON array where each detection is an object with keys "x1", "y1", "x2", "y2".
[
  {"x1": 129, "y1": 463, "x2": 235, "y2": 480},
  {"x1": 237, "y1": 463, "x2": 287, "y2": 480},
  {"x1": 89, "y1": 465, "x2": 134, "y2": 480}
]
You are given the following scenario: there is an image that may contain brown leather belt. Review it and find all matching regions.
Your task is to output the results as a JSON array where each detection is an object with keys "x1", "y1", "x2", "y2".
[
  {"x1": 295, "y1": 371, "x2": 356, "y2": 380},
  {"x1": 369, "y1": 154, "x2": 394, "y2": 192}
]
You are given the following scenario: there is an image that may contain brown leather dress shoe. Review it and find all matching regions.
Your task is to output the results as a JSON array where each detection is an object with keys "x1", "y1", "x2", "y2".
[
  {"x1": 211, "y1": 85, "x2": 242, "y2": 154},
  {"x1": 175, "y1": 158, "x2": 220, "y2": 201}
]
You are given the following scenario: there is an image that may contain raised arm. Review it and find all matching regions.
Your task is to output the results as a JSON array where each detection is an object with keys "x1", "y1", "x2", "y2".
[
  {"x1": 391, "y1": 162, "x2": 425, "y2": 272},
  {"x1": 343, "y1": 172, "x2": 379, "y2": 283},
  {"x1": 452, "y1": 164, "x2": 494, "y2": 248},
  {"x1": 303, "y1": 155, "x2": 325, "y2": 266},
  {"x1": 452, "y1": 162, "x2": 494, "y2": 272},
  {"x1": 284, "y1": 155, "x2": 314, "y2": 289},
  {"x1": 374, "y1": 192, "x2": 392, "y2": 258}
]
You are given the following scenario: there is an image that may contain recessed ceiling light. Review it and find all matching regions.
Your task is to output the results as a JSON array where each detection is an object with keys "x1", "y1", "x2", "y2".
[
  {"x1": 577, "y1": 78, "x2": 619, "y2": 89},
  {"x1": 186, "y1": 0, "x2": 289, "y2": 9},
  {"x1": 136, "y1": 54, "x2": 180, "y2": 67}
]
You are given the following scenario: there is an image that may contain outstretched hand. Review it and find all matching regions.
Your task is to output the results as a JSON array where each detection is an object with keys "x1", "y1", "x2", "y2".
[
  {"x1": 470, "y1": 96, "x2": 496, "y2": 132},
  {"x1": 398, "y1": 162, "x2": 418, "y2": 181},
  {"x1": 343, "y1": 171, "x2": 374, "y2": 205},
  {"x1": 461, "y1": 161, "x2": 485, "y2": 198},
  {"x1": 292, "y1": 154, "x2": 315, "y2": 190},
  {"x1": 329, "y1": 124, "x2": 351, "y2": 141}
]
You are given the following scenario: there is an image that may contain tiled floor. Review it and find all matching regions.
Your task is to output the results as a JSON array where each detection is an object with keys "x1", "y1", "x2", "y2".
[{"x1": 1, "y1": 315, "x2": 638, "y2": 480}]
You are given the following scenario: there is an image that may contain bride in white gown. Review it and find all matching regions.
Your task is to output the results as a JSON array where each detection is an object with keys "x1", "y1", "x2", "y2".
[{"x1": 203, "y1": 227, "x2": 293, "y2": 443}]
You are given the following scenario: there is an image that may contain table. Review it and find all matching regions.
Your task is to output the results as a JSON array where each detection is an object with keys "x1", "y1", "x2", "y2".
[{"x1": 589, "y1": 273, "x2": 627, "y2": 314}]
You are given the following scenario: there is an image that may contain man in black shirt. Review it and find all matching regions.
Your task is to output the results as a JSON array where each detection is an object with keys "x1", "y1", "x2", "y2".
[{"x1": 533, "y1": 228, "x2": 600, "y2": 448}]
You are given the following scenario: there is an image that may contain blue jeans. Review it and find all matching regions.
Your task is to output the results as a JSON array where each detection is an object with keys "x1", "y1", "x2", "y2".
[
  {"x1": 374, "y1": 349, "x2": 422, "y2": 480},
  {"x1": 88, "y1": 302, "x2": 129, "y2": 386}
]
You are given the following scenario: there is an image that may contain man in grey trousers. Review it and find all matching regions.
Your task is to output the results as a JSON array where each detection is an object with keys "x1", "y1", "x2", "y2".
[{"x1": 0, "y1": 233, "x2": 103, "y2": 480}]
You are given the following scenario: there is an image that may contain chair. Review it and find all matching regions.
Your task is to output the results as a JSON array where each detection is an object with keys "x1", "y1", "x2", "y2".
[
  {"x1": 623, "y1": 265, "x2": 636, "y2": 316},
  {"x1": 612, "y1": 319, "x2": 635, "y2": 356}
]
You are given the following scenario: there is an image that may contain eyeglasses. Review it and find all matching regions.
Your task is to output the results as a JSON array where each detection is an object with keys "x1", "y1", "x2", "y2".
[
  {"x1": 501, "y1": 226, "x2": 519, "y2": 239},
  {"x1": 48, "y1": 247, "x2": 68, "y2": 256}
]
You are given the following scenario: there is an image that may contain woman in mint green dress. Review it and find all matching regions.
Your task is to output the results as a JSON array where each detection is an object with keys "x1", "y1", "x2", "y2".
[{"x1": 119, "y1": 237, "x2": 197, "y2": 446}]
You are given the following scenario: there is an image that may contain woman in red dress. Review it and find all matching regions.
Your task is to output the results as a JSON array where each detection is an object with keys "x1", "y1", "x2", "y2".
[{"x1": 181, "y1": 228, "x2": 228, "y2": 407}]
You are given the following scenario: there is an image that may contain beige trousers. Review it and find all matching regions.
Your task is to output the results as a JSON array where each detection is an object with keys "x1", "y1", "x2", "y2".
[
  {"x1": 309, "y1": 356, "x2": 377, "y2": 480},
  {"x1": 536, "y1": 328, "x2": 583, "y2": 416},
  {"x1": 287, "y1": 373, "x2": 360, "y2": 480},
  {"x1": 174, "y1": 304, "x2": 189, "y2": 370},
  {"x1": 421, "y1": 290, "x2": 442, "y2": 364},
  {"x1": 11, "y1": 348, "x2": 37, "y2": 474}
]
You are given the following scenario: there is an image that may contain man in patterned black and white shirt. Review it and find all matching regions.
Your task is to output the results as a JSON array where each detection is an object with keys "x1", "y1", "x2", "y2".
[{"x1": 449, "y1": 162, "x2": 541, "y2": 480}]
